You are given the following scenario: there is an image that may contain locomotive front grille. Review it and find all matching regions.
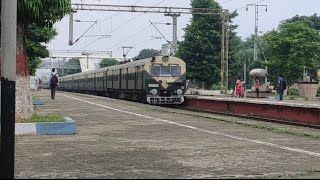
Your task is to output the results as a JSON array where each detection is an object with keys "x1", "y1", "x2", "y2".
[{"x1": 147, "y1": 96, "x2": 184, "y2": 105}]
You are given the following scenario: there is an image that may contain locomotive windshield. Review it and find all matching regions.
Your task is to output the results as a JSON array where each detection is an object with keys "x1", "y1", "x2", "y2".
[{"x1": 151, "y1": 65, "x2": 181, "y2": 77}]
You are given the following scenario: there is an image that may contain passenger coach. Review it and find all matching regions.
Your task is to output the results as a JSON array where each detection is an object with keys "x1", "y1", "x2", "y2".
[{"x1": 59, "y1": 56, "x2": 187, "y2": 105}]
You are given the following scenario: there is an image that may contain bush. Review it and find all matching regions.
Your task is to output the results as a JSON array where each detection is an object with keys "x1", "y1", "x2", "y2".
[
  {"x1": 317, "y1": 87, "x2": 320, "y2": 97},
  {"x1": 23, "y1": 113, "x2": 64, "y2": 123},
  {"x1": 212, "y1": 83, "x2": 223, "y2": 90},
  {"x1": 287, "y1": 88, "x2": 300, "y2": 97}
]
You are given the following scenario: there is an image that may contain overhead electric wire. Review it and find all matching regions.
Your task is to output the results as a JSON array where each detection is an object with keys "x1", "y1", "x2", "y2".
[
  {"x1": 149, "y1": 20, "x2": 171, "y2": 44},
  {"x1": 96, "y1": 0, "x2": 143, "y2": 26},
  {"x1": 108, "y1": 25, "x2": 150, "y2": 51},
  {"x1": 73, "y1": 20, "x2": 98, "y2": 45},
  {"x1": 107, "y1": 17, "x2": 172, "y2": 51},
  {"x1": 130, "y1": 29, "x2": 185, "y2": 48},
  {"x1": 220, "y1": 0, "x2": 236, "y2": 4},
  {"x1": 79, "y1": 0, "x2": 238, "y2": 54},
  {"x1": 105, "y1": 0, "x2": 167, "y2": 35},
  {"x1": 71, "y1": 0, "x2": 143, "y2": 49},
  {"x1": 235, "y1": 0, "x2": 265, "y2": 11},
  {"x1": 81, "y1": 0, "x2": 167, "y2": 49}
]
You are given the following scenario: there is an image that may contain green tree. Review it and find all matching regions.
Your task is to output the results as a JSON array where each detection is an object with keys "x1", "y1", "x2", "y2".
[
  {"x1": 285, "y1": 14, "x2": 320, "y2": 30},
  {"x1": 26, "y1": 23, "x2": 58, "y2": 75},
  {"x1": 99, "y1": 58, "x2": 120, "y2": 68},
  {"x1": 229, "y1": 35, "x2": 269, "y2": 89},
  {"x1": 177, "y1": 0, "x2": 238, "y2": 89},
  {"x1": 1, "y1": 0, "x2": 71, "y2": 119},
  {"x1": 228, "y1": 36, "x2": 249, "y2": 88},
  {"x1": 135, "y1": 49, "x2": 159, "y2": 60},
  {"x1": 262, "y1": 22, "x2": 320, "y2": 86},
  {"x1": 57, "y1": 58, "x2": 81, "y2": 76},
  {"x1": 284, "y1": 14, "x2": 320, "y2": 78}
]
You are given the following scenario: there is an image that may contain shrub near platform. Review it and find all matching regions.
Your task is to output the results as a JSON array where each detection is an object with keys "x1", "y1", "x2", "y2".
[
  {"x1": 287, "y1": 88, "x2": 300, "y2": 97},
  {"x1": 23, "y1": 113, "x2": 64, "y2": 123}
]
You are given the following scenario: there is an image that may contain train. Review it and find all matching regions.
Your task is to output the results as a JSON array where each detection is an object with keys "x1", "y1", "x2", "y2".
[{"x1": 43, "y1": 56, "x2": 187, "y2": 105}]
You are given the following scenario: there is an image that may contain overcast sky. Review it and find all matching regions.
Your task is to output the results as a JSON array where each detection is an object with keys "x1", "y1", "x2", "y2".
[{"x1": 47, "y1": 0, "x2": 320, "y2": 58}]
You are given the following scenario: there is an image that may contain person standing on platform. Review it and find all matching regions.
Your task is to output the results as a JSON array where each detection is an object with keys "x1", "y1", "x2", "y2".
[
  {"x1": 50, "y1": 68, "x2": 59, "y2": 100},
  {"x1": 38, "y1": 78, "x2": 42, "y2": 91},
  {"x1": 277, "y1": 75, "x2": 287, "y2": 101},
  {"x1": 235, "y1": 78, "x2": 241, "y2": 97},
  {"x1": 255, "y1": 78, "x2": 260, "y2": 98}
]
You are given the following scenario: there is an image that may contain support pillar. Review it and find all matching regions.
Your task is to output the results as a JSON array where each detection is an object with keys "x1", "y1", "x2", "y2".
[{"x1": 0, "y1": 0, "x2": 17, "y2": 179}]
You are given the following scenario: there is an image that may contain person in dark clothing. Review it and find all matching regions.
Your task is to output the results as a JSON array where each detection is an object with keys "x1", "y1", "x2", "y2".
[
  {"x1": 277, "y1": 74, "x2": 286, "y2": 101},
  {"x1": 38, "y1": 78, "x2": 42, "y2": 91},
  {"x1": 50, "y1": 68, "x2": 59, "y2": 100}
]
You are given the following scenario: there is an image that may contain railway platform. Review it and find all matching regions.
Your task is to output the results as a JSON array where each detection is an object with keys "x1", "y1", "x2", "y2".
[
  {"x1": 15, "y1": 90, "x2": 320, "y2": 178},
  {"x1": 184, "y1": 95, "x2": 320, "y2": 126}
]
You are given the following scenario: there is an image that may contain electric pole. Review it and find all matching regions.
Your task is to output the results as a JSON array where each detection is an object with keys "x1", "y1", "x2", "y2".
[
  {"x1": 246, "y1": 4, "x2": 267, "y2": 62},
  {"x1": 164, "y1": 13, "x2": 180, "y2": 56},
  {"x1": 220, "y1": 13, "x2": 229, "y2": 94},
  {"x1": 81, "y1": 52, "x2": 92, "y2": 70},
  {"x1": 1, "y1": 0, "x2": 17, "y2": 178},
  {"x1": 69, "y1": 12, "x2": 74, "y2": 46},
  {"x1": 246, "y1": 4, "x2": 268, "y2": 84}
]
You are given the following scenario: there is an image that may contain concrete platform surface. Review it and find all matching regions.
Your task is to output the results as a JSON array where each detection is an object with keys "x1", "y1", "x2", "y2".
[{"x1": 15, "y1": 90, "x2": 320, "y2": 179}]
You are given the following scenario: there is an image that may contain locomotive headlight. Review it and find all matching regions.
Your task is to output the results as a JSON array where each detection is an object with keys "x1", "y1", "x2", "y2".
[
  {"x1": 151, "y1": 89, "x2": 158, "y2": 96},
  {"x1": 162, "y1": 56, "x2": 169, "y2": 63},
  {"x1": 177, "y1": 89, "x2": 183, "y2": 95}
]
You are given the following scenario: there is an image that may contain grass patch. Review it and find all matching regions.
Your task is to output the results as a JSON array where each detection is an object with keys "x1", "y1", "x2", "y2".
[
  {"x1": 32, "y1": 96, "x2": 39, "y2": 100},
  {"x1": 23, "y1": 113, "x2": 65, "y2": 123},
  {"x1": 238, "y1": 122, "x2": 320, "y2": 139}
]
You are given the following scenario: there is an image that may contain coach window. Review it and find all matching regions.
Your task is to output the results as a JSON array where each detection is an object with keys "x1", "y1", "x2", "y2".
[
  {"x1": 151, "y1": 65, "x2": 160, "y2": 76},
  {"x1": 160, "y1": 66, "x2": 171, "y2": 77},
  {"x1": 170, "y1": 65, "x2": 181, "y2": 77}
]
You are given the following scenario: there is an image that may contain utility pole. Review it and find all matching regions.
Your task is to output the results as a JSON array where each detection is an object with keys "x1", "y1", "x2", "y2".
[
  {"x1": 81, "y1": 52, "x2": 92, "y2": 70},
  {"x1": 220, "y1": 13, "x2": 229, "y2": 93},
  {"x1": 0, "y1": 0, "x2": 17, "y2": 179},
  {"x1": 69, "y1": 12, "x2": 74, "y2": 46},
  {"x1": 247, "y1": 4, "x2": 267, "y2": 84},
  {"x1": 246, "y1": 4, "x2": 267, "y2": 62},
  {"x1": 164, "y1": 13, "x2": 180, "y2": 56},
  {"x1": 69, "y1": 12, "x2": 102, "y2": 46}
]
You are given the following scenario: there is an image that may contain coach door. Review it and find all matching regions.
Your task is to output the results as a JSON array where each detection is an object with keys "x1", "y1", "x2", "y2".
[
  {"x1": 135, "y1": 66, "x2": 138, "y2": 90},
  {"x1": 141, "y1": 66, "x2": 144, "y2": 89},
  {"x1": 94, "y1": 73, "x2": 97, "y2": 91}
]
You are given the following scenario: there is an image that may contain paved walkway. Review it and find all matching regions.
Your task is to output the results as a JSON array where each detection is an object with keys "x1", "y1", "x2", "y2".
[{"x1": 15, "y1": 90, "x2": 320, "y2": 178}]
